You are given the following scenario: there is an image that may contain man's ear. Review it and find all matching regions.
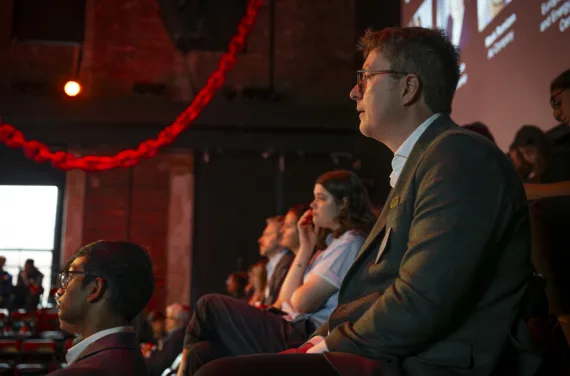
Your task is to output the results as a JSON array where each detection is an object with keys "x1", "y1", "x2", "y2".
[
  {"x1": 401, "y1": 74, "x2": 421, "y2": 106},
  {"x1": 86, "y1": 278, "x2": 105, "y2": 303}
]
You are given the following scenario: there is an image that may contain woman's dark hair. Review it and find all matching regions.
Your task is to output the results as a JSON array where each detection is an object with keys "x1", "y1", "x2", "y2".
[{"x1": 315, "y1": 170, "x2": 377, "y2": 250}]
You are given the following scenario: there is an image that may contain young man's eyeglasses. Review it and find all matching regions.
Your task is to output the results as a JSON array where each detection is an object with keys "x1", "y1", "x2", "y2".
[
  {"x1": 59, "y1": 271, "x2": 98, "y2": 289},
  {"x1": 550, "y1": 88, "x2": 567, "y2": 110},
  {"x1": 356, "y1": 70, "x2": 408, "y2": 93}
]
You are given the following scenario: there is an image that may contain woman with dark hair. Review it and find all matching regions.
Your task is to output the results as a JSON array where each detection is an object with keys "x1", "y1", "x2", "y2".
[
  {"x1": 273, "y1": 170, "x2": 376, "y2": 325},
  {"x1": 177, "y1": 170, "x2": 376, "y2": 376}
]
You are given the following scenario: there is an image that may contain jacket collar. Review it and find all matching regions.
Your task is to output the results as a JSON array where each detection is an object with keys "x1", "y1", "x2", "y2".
[{"x1": 354, "y1": 115, "x2": 455, "y2": 262}]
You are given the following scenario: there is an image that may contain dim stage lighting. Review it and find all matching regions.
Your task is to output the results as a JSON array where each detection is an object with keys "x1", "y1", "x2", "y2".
[{"x1": 64, "y1": 81, "x2": 81, "y2": 97}]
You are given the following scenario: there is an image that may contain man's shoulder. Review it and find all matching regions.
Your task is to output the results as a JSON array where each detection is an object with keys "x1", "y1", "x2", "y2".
[{"x1": 61, "y1": 346, "x2": 148, "y2": 376}]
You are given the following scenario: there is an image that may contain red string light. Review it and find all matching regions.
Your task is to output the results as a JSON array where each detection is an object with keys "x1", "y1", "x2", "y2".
[{"x1": 0, "y1": 0, "x2": 263, "y2": 171}]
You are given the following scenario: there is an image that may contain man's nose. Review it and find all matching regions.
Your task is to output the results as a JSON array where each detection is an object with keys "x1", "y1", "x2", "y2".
[{"x1": 350, "y1": 84, "x2": 362, "y2": 101}]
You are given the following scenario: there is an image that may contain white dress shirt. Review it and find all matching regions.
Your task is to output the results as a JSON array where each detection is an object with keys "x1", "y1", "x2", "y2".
[
  {"x1": 65, "y1": 326, "x2": 133, "y2": 364},
  {"x1": 390, "y1": 114, "x2": 442, "y2": 188},
  {"x1": 264, "y1": 248, "x2": 288, "y2": 299}
]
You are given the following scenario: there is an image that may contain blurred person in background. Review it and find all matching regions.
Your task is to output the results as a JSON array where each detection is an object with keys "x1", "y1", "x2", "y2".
[
  {"x1": 225, "y1": 272, "x2": 248, "y2": 300},
  {"x1": 15, "y1": 259, "x2": 44, "y2": 311},
  {"x1": 247, "y1": 261, "x2": 267, "y2": 307},
  {"x1": 147, "y1": 303, "x2": 191, "y2": 376},
  {"x1": 0, "y1": 256, "x2": 13, "y2": 310}
]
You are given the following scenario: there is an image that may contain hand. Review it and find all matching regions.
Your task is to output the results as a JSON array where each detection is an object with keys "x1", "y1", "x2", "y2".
[
  {"x1": 297, "y1": 210, "x2": 319, "y2": 251},
  {"x1": 279, "y1": 342, "x2": 314, "y2": 354}
]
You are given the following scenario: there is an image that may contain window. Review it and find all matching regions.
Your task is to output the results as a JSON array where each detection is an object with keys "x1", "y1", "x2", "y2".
[{"x1": 0, "y1": 185, "x2": 59, "y2": 305}]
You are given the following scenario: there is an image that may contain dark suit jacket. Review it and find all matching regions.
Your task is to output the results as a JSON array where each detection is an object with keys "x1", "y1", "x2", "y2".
[
  {"x1": 262, "y1": 250, "x2": 294, "y2": 306},
  {"x1": 315, "y1": 116, "x2": 542, "y2": 376},
  {"x1": 146, "y1": 327, "x2": 185, "y2": 376},
  {"x1": 48, "y1": 332, "x2": 149, "y2": 376}
]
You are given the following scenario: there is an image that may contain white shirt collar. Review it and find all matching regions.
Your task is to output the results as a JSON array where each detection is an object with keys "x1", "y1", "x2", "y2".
[
  {"x1": 65, "y1": 326, "x2": 133, "y2": 364},
  {"x1": 390, "y1": 113, "x2": 442, "y2": 188},
  {"x1": 265, "y1": 248, "x2": 288, "y2": 281}
]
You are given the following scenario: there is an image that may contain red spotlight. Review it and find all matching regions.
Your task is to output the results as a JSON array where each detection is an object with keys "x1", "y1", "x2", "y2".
[{"x1": 64, "y1": 81, "x2": 81, "y2": 97}]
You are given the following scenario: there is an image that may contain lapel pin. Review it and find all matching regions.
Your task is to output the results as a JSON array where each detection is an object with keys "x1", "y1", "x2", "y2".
[{"x1": 389, "y1": 196, "x2": 400, "y2": 208}]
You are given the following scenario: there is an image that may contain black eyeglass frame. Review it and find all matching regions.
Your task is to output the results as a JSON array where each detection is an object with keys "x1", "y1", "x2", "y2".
[
  {"x1": 356, "y1": 69, "x2": 409, "y2": 93},
  {"x1": 58, "y1": 270, "x2": 99, "y2": 289}
]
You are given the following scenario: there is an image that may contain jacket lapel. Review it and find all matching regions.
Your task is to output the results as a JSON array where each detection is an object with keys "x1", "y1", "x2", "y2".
[
  {"x1": 348, "y1": 115, "x2": 455, "y2": 269},
  {"x1": 75, "y1": 332, "x2": 137, "y2": 363}
]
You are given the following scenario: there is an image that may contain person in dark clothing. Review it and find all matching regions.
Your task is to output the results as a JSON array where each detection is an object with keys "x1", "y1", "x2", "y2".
[
  {"x1": 146, "y1": 304, "x2": 191, "y2": 376},
  {"x1": 15, "y1": 259, "x2": 44, "y2": 311},
  {"x1": 0, "y1": 256, "x2": 13, "y2": 310}
]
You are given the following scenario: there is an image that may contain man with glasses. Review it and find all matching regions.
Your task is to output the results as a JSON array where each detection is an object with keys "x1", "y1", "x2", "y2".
[
  {"x1": 195, "y1": 27, "x2": 540, "y2": 376},
  {"x1": 549, "y1": 69, "x2": 570, "y2": 132},
  {"x1": 49, "y1": 240, "x2": 154, "y2": 376},
  {"x1": 529, "y1": 69, "x2": 570, "y2": 349}
]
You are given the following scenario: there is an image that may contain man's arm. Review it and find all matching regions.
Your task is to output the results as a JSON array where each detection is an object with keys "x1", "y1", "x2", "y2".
[{"x1": 325, "y1": 135, "x2": 523, "y2": 358}]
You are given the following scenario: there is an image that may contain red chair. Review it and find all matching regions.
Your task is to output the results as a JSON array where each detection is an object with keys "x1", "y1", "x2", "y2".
[
  {"x1": 36, "y1": 309, "x2": 60, "y2": 332},
  {"x1": 21, "y1": 339, "x2": 56, "y2": 364},
  {"x1": 11, "y1": 310, "x2": 38, "y2": 323},
  {"x1": 0, "y1": 339, "x2": 21, "y2": 364}
]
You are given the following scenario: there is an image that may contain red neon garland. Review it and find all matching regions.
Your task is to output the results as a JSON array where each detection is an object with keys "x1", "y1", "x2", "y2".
[{"x1": 0, "y1": 0, "x2": 263, "y2": 171}]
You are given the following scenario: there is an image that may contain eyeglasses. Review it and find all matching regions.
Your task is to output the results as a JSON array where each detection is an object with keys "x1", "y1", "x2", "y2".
[
  {"x1": 58, "y1": 271, "x2": 98, "y2": 289},
  {"x1": 550, "y1": 89, "x2": 566, "y2": 110},
  {"x1": 356, "y1": 69, "x2": 408, "y2": 93}
]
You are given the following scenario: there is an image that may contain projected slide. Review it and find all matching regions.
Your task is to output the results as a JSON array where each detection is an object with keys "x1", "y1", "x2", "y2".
[
  {"x1": 401, "y1": 0, "x2": 570, "y2": 150},
  {"x1": 478, "y1": 0, "x2": 514, "y2": 31},
  {"x1": 408, "y1": 0, "x2": 434, "y2": 28},
  {"x1": 436, "y1": 0, "x2": 466, "y2": 47}
]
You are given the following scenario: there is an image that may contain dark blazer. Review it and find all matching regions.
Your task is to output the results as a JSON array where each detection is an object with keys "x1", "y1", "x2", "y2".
[
  {"x1": 146, "y1": 327, "x2": 185, "y2": 376},
  {"x1": 262, "y1": 250, "x2": 294, "y2": 306},
  {"x1": 315, "y1": 116, "x2": 542, "y2": 376},
  {"x1": 48, "y1": 331, "x2": 149, "y2": 376}
]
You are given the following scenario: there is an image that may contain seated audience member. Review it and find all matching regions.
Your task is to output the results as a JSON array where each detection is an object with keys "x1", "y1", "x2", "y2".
[
  {"x1": 462, "y1": 121, "x2": 496, "y2": 144},
  {"x1": 176, "y1": 170, "x2": 376, "y2": 376},
  {"x1": 247, "y1": 261, "x2": 267, "y2": 306},
  {"x1": 147, "y1": 304, "x2": 191, "y2": 376},
  {"x1": 149, "y1": 311, "x2": 167, "y2": 343},
  {"x1": 525, "y1": 68, "x2": 570, "y2": 348},
  {"x1": 48, "y1": 240, "x2": 154, "y2": 376},
  {"x1": 225, "y1": 272, "x2": 248, "y2": 299},
  {"x1": 249, "y1": 204, "x2": 309, "y2": 307},
  {"x1": 141, "y1": 311, "x2": 167, "y2": 355},
  {"x1": 257, "y1": 215, "x2": 294, "y2": 306},
  {"x1": 0, "y1": 256, "x2": 13, "y2": 309},
  {"x1": 195, "y1": 27, "x2": 540, "y2": 376},
  {"x1": 508, "y1": 125, "x2": 551, "y2": 183},
  {"x1": 547, "y1": 68, "x2": 570, "y2": 151},
  {"x1": 15, "y1": 259, "x2": 44, "y2": 311}
]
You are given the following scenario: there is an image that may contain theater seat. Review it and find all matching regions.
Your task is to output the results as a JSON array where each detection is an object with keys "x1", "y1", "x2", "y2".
[
  {"x1": 0, "y1": 363, "x2": 12, "y2": 375},
  {"x1": 14, "y1": 363, "x2": 48, "y2": 375}
]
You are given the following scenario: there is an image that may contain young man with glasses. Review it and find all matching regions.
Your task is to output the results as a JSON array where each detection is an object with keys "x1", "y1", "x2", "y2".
[
  {"x1": 549, "y1": 69, "x2": 570, "y2": 131},
  {"x1": 49, "y1": 240, "x2": 154, "y2": 376},
  {"x1": 195, "y1": 27, "x2": 540, "y2": 376}
]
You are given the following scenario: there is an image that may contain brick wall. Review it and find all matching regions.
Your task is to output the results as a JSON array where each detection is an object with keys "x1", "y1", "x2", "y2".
[
  {"x1": 2, "y1": 0, "x2": 356, "y2": 103},
  {"x1": 62, "y1": 151, "x2": 194, "y2": 312}
]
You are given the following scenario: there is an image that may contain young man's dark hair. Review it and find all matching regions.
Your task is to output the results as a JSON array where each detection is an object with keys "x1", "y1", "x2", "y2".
[
  {"x1": 72, "y1": 240, "x2": 155, "y2": 322},
  {"x1": 358, "y1": 27, "x2": 460, "y2": 114},
  {"x1": 51, "y1": 240, "x2": 155, "y2": 376}
]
